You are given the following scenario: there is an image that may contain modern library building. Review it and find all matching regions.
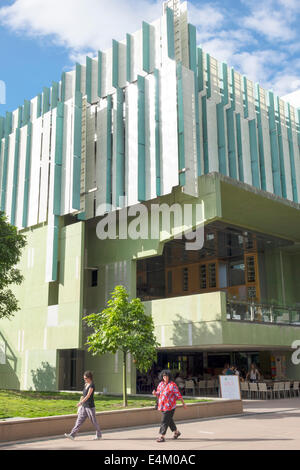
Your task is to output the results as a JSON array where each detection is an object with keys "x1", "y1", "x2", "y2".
[{"x1": 1, "y1": 0, "x2": 300, "y2": 393}]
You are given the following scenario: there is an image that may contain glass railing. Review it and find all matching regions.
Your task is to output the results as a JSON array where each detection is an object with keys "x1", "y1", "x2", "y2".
[{"x1": 227, "y1": 299, "x2": 300, "y2": 325}]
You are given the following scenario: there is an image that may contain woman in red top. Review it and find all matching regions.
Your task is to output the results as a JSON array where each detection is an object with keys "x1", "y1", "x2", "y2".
[{"x1": 152, "y1": 369, "x2": 187, "y2": 443}]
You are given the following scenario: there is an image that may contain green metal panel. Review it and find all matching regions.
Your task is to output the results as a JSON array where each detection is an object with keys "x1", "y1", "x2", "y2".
[
  {"x1": 255, "y1": 85, "x2": 266, "y2": 191},
  {"x1": 243, "y1": 77, "x2": 249, "y2": 119},
  {"x1": 73, "y1": 92, "x2": 82, "y2": 211},
  {"x1": 86, "y1": 56, "x2": 92, "y2": 104},
  {"x1": 235, "y1": 114, "x2": 244, "y2": 182},
  {"x1": 51, "y1": 81, "x2": 59, "y2": 109},
  {"x1": 276, "y1": 97, "x2": 287, "y2": 198},
  {"x1": 98, "y1": 51, "x2": 103, "y2": 97},
  {"x1": 10, "y1": 127, "x2": 20, "y2": 226},
  {"x1": 188, "y1": 24, "x2": 201, "y2": 176},
  {"x1": 126, "y1": 34, "x2": 132, "y2": 83},
  {"x1": 17, "y1": 106, "x2": 23, "y2": 128},
  {"x1": 61, "y1": 73, "x2": 66, "y2": 103},
  {"x1": 226, "y1": 68, "x2": 237, "y2": 179},
  {"x1": 53, "y1": 102, "x2": 64, "y2": 216},
  {"x1": 248, "y1": 119, "x2": 260, "y2": 188},
  {"x1": 116, "y1": 88, "x2": 125, "y2": 207},
  {"x1": 197, "y1": 47, "x2": 204, "y2": 92},
  {"x1": 206, "y1": 54, "x2": 211, "y2": 99},
  {"x1": 217, "y1": 63, "x2": 229, "y2": 176},
  {"x1": 286, "y1": 104, "x2": 298, "y2": 203},
  {"x1": 22, "y1": 122, "x2": 32, "y2": 227},
  {"x1": 106, "y1": 95, "x2": 113, "y2": 205},
  {"x1": 137, "y1": 75, "x2": 146, "y2": 201},
  {"x1": 112, "y1": 40, "x2": 119, "y2": 88},
  {"x1": 176, "y1": 63, "x2": 185, "y2": 186},
  {"x1": 0, "y1": 137, "x2": 9, "y2": 211},
  {"x1": 154, "y1": 69, "x2": 161, "y2": 197},
  {"x1": 267, "y1": 91, "x2": 282, "y2": 197},
  {"x1": 37, "y1": 94, "x2": 42, "y2": 118},
  {"x1": 5, "y1": 111, "x2": 12, "y2": 136},
  {"x1": 22, "y1": 100, "x2": 30, "y2": 126},
  {"x1": 166, "y1": 7, "x2": 175, "y2": 60},
  {"x1": 142, "y1": 22, "x2": 151, "y2": 73},
  {"x1": 42, "y1": 87, "x2": 50, "y2": 115},
  {"x1": 202, "y1": 96, "x2": 209, "y2": 174},
  {"x1": 0, "y1": 116, "x2": 4, "y2": 139},
  {"x1": 75, "y1": 64, "x2": 81, "y2": 93}
]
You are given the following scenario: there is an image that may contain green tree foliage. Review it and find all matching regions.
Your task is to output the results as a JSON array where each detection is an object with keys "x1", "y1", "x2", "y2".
[
  {"x1": 84, "y1": 285, "x2": 160, "y2": 406},
  {"x1": 0, "y1": 211, "x2": 26, "y2": 319}
]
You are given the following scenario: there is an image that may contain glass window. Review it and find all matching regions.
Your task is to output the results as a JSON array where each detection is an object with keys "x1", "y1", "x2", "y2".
[
  {"x1": 208, "y1": 263, "x2": 216, "y2": 288},
  {"x1": 183, "y1": 267, "x2": 189, "y2": 291},
  {"x1": 229, "y1": 261, "x2": 245, "y2": 286}
]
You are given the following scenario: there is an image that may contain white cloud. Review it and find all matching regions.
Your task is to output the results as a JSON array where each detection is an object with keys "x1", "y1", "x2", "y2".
[{"x1": 0, "y1": 0, "x2": 162, "y2": 58}]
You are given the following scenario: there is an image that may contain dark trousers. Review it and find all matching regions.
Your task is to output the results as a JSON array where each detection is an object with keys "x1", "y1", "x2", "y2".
[{"x1": 159, "y1": 409, "x2": 177, "y2": 435}]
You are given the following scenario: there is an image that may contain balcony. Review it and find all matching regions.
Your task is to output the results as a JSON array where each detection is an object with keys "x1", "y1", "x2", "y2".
[{"x1": 227, "y1": 299, "x2": 300, "y2": 326}]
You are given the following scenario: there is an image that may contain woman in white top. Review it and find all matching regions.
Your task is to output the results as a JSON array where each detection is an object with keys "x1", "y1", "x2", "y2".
[{"x1": 246, "y1": 363, "x2": 260, "y2": 383}]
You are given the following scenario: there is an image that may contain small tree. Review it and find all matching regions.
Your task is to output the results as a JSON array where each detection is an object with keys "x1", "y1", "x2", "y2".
[
  {"x1": 0, "y1": 211, "x2": 26, "y2": 320},
  {"x1": 84, "y1": 285, "x2": 160, "y2": 406}
]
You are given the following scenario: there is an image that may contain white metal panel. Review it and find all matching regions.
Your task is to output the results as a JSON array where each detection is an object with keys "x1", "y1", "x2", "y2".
[
  {"x1": 27, "y1": 117, "x2": 42, "y2": 227},
  {"x1": 111, "y1": 93, "x2": 117, "y2": 209},
  {"x1": 181, "y1": 66, "x2": 198, "y2": 197},
  {"x1": 15, "y1": 125, "x2": 28, "y2": 229},
  {"x1": 96, "y1": 101, "x2": 108, "y2": 215},
  {"x1": 206, "y1": 100, "x2": 219, "y2": 173},
  {"x1": 240, "y1": 117, "x2": 252, "y2": 185},
  {"x1": 38, "y1": 111, "x2": 51, "y2": 223},
  {"x1": 5, "y1": 132, "x2": 16, "y2": 222},
  {"x1": 160, "y1": 59, "x2": 179, "y2": 195},
  {"x1": 104, "y1": 48, "x2": 114, "y2": 97},
  {"x1": 259, "y1": 87, "x2": 273, "y2": 194},
  {"x1": 145, "y1": 75, "x2": 156, "y2": 200},
  {"x1": 125, "y1": 84, "x2": 139, "y2": 207},
  {"x1": 209, "y1": 56, "x2": 221, "y2": 104},
  {"x1": 30, "y1": 96, "x2": 38, "y2": 121},
  {"x1": 152, "y1": 18, "x2": 162, "y2": 69},
  {"x1": 85, "y1": 105, "x2": 96, "y2": 218},
  {"x1": 45, "y1": 212, "x2": 55, "y2": 283},
  {"x1": 65, "y1": 71, "x2": 75, "y2": 101},
  {"x1": 61, "y1": 100, "x2": 74, "y2": 215},
  {"x1": 132, "y1": 29, "x2": 143, "y2": 82},
  {"x1": 12, "y1": 109, "x2": 19, "y2": 132}
]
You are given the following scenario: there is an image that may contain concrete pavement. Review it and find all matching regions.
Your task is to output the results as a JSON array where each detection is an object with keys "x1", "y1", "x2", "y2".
[{"x1": 1, "y1": 398, "x2": 300, "y2": 450}]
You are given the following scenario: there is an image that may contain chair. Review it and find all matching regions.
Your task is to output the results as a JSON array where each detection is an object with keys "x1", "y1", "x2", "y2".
[
  {"x1": 249, "y1": 382, "x2": 259, "y2": 399},
  {"x1": 240, "y1": 381, "x2": 249, "y2": 399},
  {"x1": 278, "y1": 382, "x2": 285, "y2": 398},
  {"x1": 292, "y1": 381, "x2": 299, "y2": 397},
  {"x1": 197, "y1": 380, "x2": 206, "y2": 396},
  {"x1": 258, "y1": 382, "x2": 273, "y2": 400},
  {"x1": 185, "y1": 380, "x2": 195, "y2": 396},
  {"x1": 284, "y1": 382, "x2": 291, "y2": 398},
  {"x1": 273, "y1": 382, "x2": 280, "y2": 399},
  {"x1": 206, "y1": 380, "x2": 215, "y2": 396}
]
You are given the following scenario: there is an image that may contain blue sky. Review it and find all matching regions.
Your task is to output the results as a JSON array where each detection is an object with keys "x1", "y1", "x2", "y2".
[{"x1": 0, "y1": 0, "x2": 300, "y2": 115}]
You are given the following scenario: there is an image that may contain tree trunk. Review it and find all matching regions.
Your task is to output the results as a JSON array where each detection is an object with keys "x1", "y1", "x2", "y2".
[{"x1": 123, "y1": 351, "x2": 128, "y2": 407}]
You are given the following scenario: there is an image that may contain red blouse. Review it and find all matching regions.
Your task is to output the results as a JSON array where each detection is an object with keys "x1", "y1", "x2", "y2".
[{"x1": 155, "y1": 381, "x2": 183, "y2": 411}]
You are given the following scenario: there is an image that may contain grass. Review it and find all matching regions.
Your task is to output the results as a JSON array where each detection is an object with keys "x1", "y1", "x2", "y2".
[{"x1": 0, "y1": 390, "x2": 210, "y2": 420}]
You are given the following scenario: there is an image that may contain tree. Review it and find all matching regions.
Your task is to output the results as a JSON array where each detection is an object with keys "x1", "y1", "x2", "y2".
[
  {"x1": 84, "y1": 285, "x2": 160, "y2": 407},
  {"x1": 0, "y1": 211, "x2": 26, "y2": 320}
]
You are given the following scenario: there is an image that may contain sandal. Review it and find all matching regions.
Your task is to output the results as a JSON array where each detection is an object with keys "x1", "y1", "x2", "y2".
[
  {"x1": 156, "y1": 436, "x2": 165, "y2": 442},
  {"x1": 173, "y1": 431, "x2": 181, "y2": 439}
]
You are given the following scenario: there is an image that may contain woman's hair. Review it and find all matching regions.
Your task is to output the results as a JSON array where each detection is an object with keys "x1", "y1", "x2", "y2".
[
  {"x1": 84, "y1": 370, "x2": 93, "y2": 380},
  {"x1": 159, "y1": 369, "x2": 173, "y2": 381}
]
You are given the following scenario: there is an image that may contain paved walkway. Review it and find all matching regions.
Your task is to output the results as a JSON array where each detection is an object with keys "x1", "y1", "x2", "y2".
[{"x1": 1, "y1": 398, "x2": 300, "y2": 450}]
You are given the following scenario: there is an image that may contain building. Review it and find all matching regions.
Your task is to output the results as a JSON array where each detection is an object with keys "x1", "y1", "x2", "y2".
[{"x1": 1, "y1": 0, "x2": 300, "y2": 393}]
